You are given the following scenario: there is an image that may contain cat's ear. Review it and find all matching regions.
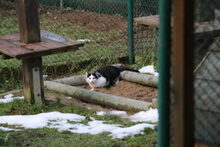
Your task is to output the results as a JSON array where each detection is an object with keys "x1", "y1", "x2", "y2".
[{"x1": 86, "y1": 72, "x2": 91, "y2": 77}]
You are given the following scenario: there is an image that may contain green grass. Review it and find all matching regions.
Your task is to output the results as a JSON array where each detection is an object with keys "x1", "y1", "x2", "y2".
[
  {"x1": 0, "y1": 99, "x2": 157, "y2": 147},
  {"x1": 0, "y1": 12, "x2": 19, "y2": 36},
  {"x1": 0, "y1": 129, "x2": 121, "y2": 147},
  {"x1": 0, "y1": 129, "x2": 157, "y2": 147}
]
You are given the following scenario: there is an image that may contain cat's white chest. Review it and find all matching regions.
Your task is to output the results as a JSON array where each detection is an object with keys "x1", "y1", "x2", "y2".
[
  {"x1": 92, "y1": 76, "x2": 107, "y2": 87},
  {"x1": 86, "y1": 75, "x2": 107, "y2": 88}
]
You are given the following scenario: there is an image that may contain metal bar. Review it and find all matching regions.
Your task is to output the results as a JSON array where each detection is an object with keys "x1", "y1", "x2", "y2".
[
  {"x1": 32, "y1": 67, "x2": 42, "y2": 104},
  {"x1": 172, "y1": 0, "x2": 195, "y2": 146},
  {"x1": 60, "y1": 0, "x2": 63, "y2": 13},
  {"x1": 157, "y1": 0, "x2": 171, "y2": 146},
  {"x1": 128, "y1": 0, "x2": 134, "y2": 64}
]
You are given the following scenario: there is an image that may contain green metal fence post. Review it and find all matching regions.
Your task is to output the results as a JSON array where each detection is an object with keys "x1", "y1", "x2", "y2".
[
  {"x1": 128, "y1": 0, "x2": 134, "y2": 64},
  {"x1": 158, "y1": 0, "x2": 171, "y2": 146}
]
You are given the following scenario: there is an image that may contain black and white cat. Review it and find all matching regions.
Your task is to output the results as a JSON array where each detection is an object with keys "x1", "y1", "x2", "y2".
[{"x1": 86, "y1": 66, "x2": 139, "y2": 90}]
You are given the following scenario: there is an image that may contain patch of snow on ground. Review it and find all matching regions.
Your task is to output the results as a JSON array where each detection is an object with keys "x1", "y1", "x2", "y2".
[
  {"x1": 97, "y1": 108, "x2": 158, "y2": 123},
  {"x1": 110, "y1": 123, "x2": 154, "y2": 139},
  {"x1": 96, "y1": 111, "x2": 108, "y2": 116},
  {"x1": 109, "y1": 111, "x2": 127, "y2": 118},
  {"x1": 0, "y1": 126, "x2": 20, "y2": 132},
  {"x1": 0, "y1": 112, "x2": 84, "y2": 129},
  {"x1": 76, "y1": 39, "x2": 92, "y2": 43},
  {"x1": 0, "y1": 111, "x2": 155, "y2": 139},
  {"x1": 128, "y1": 108, "x2": 158, "y2": 123},
  {"x1": 138, "y1": 65, "x2": 159, "y2": 77},
  {"x1": 0, "y1": 94, "x2": 24, "y2": 103}
]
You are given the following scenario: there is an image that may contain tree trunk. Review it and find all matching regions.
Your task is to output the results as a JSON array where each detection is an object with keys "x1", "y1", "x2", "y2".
[
  {"x1": 121, "y1": 71, "x2": 158, "y2": 88},
  {"x1": 44, "y1": 81, "x2": 152, "y2": 111}
]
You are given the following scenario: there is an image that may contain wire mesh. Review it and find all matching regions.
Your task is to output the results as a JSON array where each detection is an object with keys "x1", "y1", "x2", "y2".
[
  {"x1": 194, "y1": 0, "x2": 220, "y2": 145},
  {"x1": 0, "y1": 1, "x2": 158, "y2": 93},
  {"x1": 134, "y1": 0, "x2": 159, "y2": 68}
]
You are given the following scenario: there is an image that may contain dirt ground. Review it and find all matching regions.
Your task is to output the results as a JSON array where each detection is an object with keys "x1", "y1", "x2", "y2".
[
  {"x1": 78, "y1": 81, "x2": 157, "y2": 102},
  {"x1": 43, "y1": 9, "x2": 127, "y2": 32}
]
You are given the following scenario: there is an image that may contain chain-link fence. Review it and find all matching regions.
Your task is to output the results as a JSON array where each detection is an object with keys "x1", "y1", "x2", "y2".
[
  {"x1": 194, "y1": 0, "x2": 220, "y2": 145},
  {"x1": 0, "y1": 0, "x2": 159, "y2": 93},
  {"x1": 134, "y1": 1, "x2": 158, "y2": 68}
]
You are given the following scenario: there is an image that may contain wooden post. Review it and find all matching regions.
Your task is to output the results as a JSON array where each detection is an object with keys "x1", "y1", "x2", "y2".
[
  {"x1": 16, "y1": 0, "x2": 41, "y2": 43},
  {"x1": 16, "y1": 0, "x2": 44, "y2": 104},
  {"x1": 172, "y1": 0, "x2": 194, "y2": 146},
  {"x1": 22, "y1": 57, "x2": 44, "y2": 104}
]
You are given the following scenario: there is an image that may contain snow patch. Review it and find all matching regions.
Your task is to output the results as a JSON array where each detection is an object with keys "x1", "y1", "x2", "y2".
[
  {"x1": 110, "y1": 123, "x2": 154, "y2": 139},
  {"x1": 97, "y1": 108, "x2": 158, "y2": 123},
  {"x1": 0, "y1": 94, "x2": 24, "y2": 103},
  {"x1": 0, "y1": 126, "x2": 20, "y2": 132},
  {"x1": 128, "y1": 109, "x2": 158, "y2": 123},
  {"x1": 139, "y1": 65, "x2": 159, "y2": 77},
  {"x1": 0, "y1": 111, "x2": 155, "y2": 139},
  {"x1": 76, "y1": 39, "x2": 92, "y2": 43}
]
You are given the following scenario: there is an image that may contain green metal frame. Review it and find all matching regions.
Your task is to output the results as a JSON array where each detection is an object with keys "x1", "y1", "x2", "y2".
[
  {"x1": 157, "y1": 0, "x2": 171, "y2": 146},
  {"x1": 128, "y1": 0, "x2": 134, "y2": 64}
]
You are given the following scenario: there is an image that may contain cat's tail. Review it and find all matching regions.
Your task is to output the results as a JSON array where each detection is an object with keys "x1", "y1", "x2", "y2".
[{"x1": 117, "y1": 66, "x2": 140, "y2": 73}]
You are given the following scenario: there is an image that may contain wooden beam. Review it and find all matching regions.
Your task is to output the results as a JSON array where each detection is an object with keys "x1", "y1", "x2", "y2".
[
  {"x1": 16, "y1": 0, "x2": 41, "y2": 43},
  {"x1": 16, "y1": 0, "x2": 43, "y2": 104},
  {"x1": 134, "y1": 15, "x2": 159, "y2": 27},
  {"x1": 172, "y1": 0, "x2": 194, "y2": 146}
]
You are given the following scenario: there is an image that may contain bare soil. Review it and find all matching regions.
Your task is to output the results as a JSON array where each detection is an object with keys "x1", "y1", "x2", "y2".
[
  {"x1": 78, "y1": 80, "x2": 158, "y2": 102},
  {"x1": 43, "y1": 9, "x2": 127, "y2": 32}
]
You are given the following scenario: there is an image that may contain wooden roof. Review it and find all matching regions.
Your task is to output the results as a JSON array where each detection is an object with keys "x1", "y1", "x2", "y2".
[
  {"x1": 0, "y1": 31, "x2": 84, "y2": 59},
  {"x1": 134, "y1": 15, "x2": 159, "y2": 27}
]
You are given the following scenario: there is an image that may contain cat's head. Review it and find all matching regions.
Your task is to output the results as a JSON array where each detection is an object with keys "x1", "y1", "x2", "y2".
[{"x1": 86, "y1": 72, "x2": 101, "y2": 84}]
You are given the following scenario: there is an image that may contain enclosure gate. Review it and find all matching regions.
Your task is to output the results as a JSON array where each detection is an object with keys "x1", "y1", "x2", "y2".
[{"x1": 169, "y1": 0, "x2": 220, "y2": 146}]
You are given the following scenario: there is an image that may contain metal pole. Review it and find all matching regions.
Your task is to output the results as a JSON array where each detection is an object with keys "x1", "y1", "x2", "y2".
[
  {"x1": 157, "y1": 0, "x2": 171, "y2": 146},
  {"x1": 128, "y1": 0, "x2": 134, "y2": 64},
  {"x1": 60, "y1": 0, "x2": 63, "y2": 13}
]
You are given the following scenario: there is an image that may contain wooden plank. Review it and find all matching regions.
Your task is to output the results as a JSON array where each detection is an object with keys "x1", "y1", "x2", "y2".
[
  {"x1": 16, "y1": 39, "x2": 83, "y2": 59},
  {"x1": 16, "y1": 0, "x2": 41, "y2": 43},
  {"x1": 195, "y1": 21, "x2": 220, "y2": 33},
  {"x1": 0, "y1": 33, "x2": 84, "y2": 59},
  {"x1": 134, "y1": 15, "x2": 159, "y2": 27},
  {"x1": 134, "y1": 15, "x2": 220, "y2": 36},
  {"x1": 22, "y1": 57, "x2": 44, "y2": 104},
  {"x1": 172, "y1": 0, "x2": 194, "y2": 146},
  {"x1": 0, "y1": 38, "x2": 32, "y2": 58},
  {"x1": 1, "y1": 33, "x2": 20, "y2": 41}
]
